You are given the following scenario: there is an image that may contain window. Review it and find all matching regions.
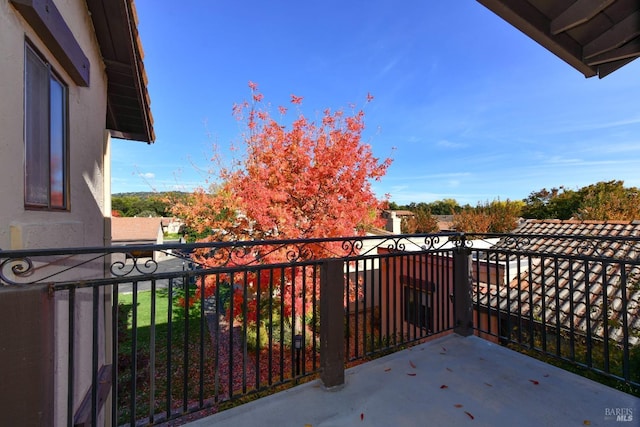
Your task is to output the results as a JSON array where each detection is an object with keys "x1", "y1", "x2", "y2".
[
  {"x1": 403, "y1": 277, "x2": 434, "y2": 330},
  {"x1": 24, "y1": 43, "x2": 68, "y2": 209}
]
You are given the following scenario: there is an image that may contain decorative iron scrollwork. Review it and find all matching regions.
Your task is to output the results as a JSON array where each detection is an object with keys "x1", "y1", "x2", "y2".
[
  {"x1": 110, "y1": 256, "x2": 158, "y2": 277},
  {"x1": 422, "y1": 235, "x2": 441, "y2": 250},
  {"x1": 341, "y1": 239, "x2": 363, "y2": 256},
  {"x1": 285, "y1": 243, "x2": 313, "y2": 262},
  {"x1": 0, "y1": 257, "x2": 34, "y2": 285},
  {"x1": 502, "y1": 236, "x2": 531, "y2": 250},
  {"x1": 451, "y1": 236, "x2": 472, "y2": 249},
  {"x1": 577, "y1": 239, "x2": 602, "y2": 257}
]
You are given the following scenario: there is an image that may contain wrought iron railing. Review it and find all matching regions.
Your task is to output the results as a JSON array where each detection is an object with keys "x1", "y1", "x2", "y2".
[
  {"x1": 468, "y1": 232, "x2": 640, "y2": 394},
  {"x1": 0, "y1": 233, "x2": 461, "y2": 426},
  {"x1": 0, "y1": 231, "x2": 638, "y2": 426}
]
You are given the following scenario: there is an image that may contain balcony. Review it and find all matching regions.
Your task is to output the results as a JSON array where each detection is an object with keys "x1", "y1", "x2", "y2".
[
  {"x1": 0, "y1": 232, "x2": 638, "y2": 426},
  {"x1": 188, "y1": 334, "x2": 637, "y2": 427}
]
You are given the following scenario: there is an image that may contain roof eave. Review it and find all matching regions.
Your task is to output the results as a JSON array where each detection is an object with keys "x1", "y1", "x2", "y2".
[
  {"x1": 86, "y1": 0, "x2": 155, "y2": 143},
  {"x1": 476, "y1": 0, "x2": 640, "y2": 79}
]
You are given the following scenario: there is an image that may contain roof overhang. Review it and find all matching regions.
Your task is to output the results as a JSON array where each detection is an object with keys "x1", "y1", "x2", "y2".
[
  {"x1": 477, "y1": 0, "x2": 640, "y2": 78},
  {"x1": 86, "y1": 0, "x2": 155, "y2": 143}
]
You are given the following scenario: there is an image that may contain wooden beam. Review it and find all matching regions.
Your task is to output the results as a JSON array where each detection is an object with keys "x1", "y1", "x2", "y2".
[
  {"x1": 476, "y1": 0, "x2": 598, "y2": 77},
  {"x1": 597, "y1": 57, "x2": 637, "y2": 78},
  {"x1": 10, "y1": 0, "x2": 90, "y2": 86},
  {"x1": 583, "y1": 11, "x2": 640, "y2": 59},
  {"x1": 86, "y1": 0, "x2": 155, "y2": 143},
  {"x1": 551, "y1": 0, "x2": 616, "y2": 35},
  {"x1": 586, "y1": 38, "x2": 640, "y2": 65},
  {"x1": 108, "y1": 130, "x2": 151, "y2": 143},
  {"x1": 121, "y1": 0, "x2": 155, "y2": 143}
]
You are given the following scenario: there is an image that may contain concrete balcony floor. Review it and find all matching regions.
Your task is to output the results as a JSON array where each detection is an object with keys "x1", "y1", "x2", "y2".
[{"x1": 187, "y1": 334, "x2": 639, "y2": 427}]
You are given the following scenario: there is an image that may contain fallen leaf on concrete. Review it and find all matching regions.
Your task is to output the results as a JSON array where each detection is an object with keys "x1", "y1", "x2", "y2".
[
  {"x1": 384, "y1": 368, "x2": 391, "y2": 372},
  {"x1": 454, "y1": 404, "x2": 463, "y2": 408},
  {"x1": 465, "y1": 411, "x2": 474, "y2": 420},
  {"x1": 361, "y1": 413, "x2": 364, "y2": 421},
  {"x1": 409, "y1": 360, "x2": 416, "y2": 369},
  {"x1": 446, "y1": 367, "x2": 453, "y2": 372},
  {"x1": 407, "y1": 373, "x2": 417, "y2": 376},
  {"x1": 583, "y1": 420, "x2": 590, "y2": 425},
  {"x1": 529, "y1": 379, "x2": 539, "y2": 385},
  {"x1": 440, "y1": 384, "x2": 448, "y2": 389},
  {"x1": 484, "y1": 382, "x2": 493, "y2": 387}
]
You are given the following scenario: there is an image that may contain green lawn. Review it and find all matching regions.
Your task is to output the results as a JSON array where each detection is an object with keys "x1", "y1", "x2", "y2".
[
  {"x1": 116, "y1": 288, "x2": 218, "y2": 424},
  {"x1": 118, "y1": 288, "x2": 170, "y2": 329}
]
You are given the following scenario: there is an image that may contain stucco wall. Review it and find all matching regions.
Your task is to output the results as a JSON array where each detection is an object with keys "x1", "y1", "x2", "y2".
[
  {"x1": 380, "y1": 252, "x2": 456, "y2": 340},
  {"x1": 0, "y1": 1, "x2": 111, "y2": 426},
  {"x1": 0, "y1": 0, "x2": 108, "y2": 251}
]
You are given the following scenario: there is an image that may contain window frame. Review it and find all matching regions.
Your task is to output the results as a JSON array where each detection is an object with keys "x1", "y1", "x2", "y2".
[
  {"x1": 23, "y1": 41, "x2": 70, "y2": 211},
  {"x1": 402, "y1": 276, "x2": 434, "y2": 331}
]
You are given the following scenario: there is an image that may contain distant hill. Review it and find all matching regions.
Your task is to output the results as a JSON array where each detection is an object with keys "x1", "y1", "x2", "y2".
[
  {"x1": 112, "y1": 191, "x2": 190, "y2": 217},
  {"x1": 112, "y1": 191, "x2": 189, "y2": 199}
]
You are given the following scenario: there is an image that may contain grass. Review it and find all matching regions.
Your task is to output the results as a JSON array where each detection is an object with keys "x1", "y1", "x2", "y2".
[
  {"x1": 114, "y1": 291, "x2": 412, "y2": 425},
  {"x1": 117, "y1": 289, "x2": 218, "y2": 425},
  {"x1": 119, "y1": 289, "x2": 169, "y2": 328}
]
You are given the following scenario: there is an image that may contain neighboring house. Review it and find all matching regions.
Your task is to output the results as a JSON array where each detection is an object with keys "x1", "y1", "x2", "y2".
[
  {"x1": 376, "y1": 238, "x2": 499, "y2": 340},
  {"x1": 381, "y1": 210, "x2": 455, "y2": 233},
  {"x1": 161, "y1": 217, "x2": 185, "y2": 235},
  {"x1": 376, "y1": 219, "x2": 640, "y2": 350},
  {"x1": 477, "y1": 219, "x2": 640, "y2": 346},
  {"x1": 434, "y1": 215, "x2": 455, "y2": 232},
  {"x1": 0, "y1": 0, "x2": 153, "y2": 425},
  {"x1": 112, "y1": 216, "x2": 164, "y2": 260},
  {"x1": 381, "y1": 210, "x2": 415, "y2": 234},
  {"x1": 353, "y1": 229, "x2": 442, "y2": 315},
  {"x1": 112, "y1": 217, "x2": 164, "y2": 246}
]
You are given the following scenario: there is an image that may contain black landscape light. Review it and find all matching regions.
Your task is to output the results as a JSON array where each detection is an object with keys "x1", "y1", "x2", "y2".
[{"x1": 294, "y1": 334, "x2": 303, "y2": 375}]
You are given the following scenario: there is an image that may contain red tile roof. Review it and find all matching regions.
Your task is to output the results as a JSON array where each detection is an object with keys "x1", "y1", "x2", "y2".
[
  {"x1": 112, "y1": 217, "x2": 163, "y2": 242},
  {"x1": 477, "y1": 220, "x2": 640, "y2": 345}
]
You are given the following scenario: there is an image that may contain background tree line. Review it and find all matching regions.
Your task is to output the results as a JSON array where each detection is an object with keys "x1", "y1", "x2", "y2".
[
  {"x1": 113, "y1": 183, "x2": 639, "y2": 235},
  {"x1": 390, "y1": 180, "x2": 640, "y2": 234},
  {"x1": 112, "y1": 192, "x2": 188, "y2": 217}
]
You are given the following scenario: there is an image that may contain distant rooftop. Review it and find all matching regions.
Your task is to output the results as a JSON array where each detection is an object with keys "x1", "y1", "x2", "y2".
[
  {"x1": 481, "y1": 219, "x2": 640, "y2": 345},
  {"x1": 111, "y1": 216, "x2": 162, "y2": 242}
]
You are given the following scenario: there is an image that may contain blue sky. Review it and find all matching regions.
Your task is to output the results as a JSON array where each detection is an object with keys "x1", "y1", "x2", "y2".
[{"x1": 111, "y1": 0, "x2": 640, "y2": 206}]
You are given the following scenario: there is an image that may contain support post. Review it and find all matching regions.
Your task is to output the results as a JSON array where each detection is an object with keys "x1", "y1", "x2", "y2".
[
  {"x1": 320, "y1": 259, "x2": 345, "y2": 388},
  {"x1": 0, "y1": 285, "x2": 54, "y2": 426},
  {"x1": 453, "y1": 240, "x2": 473, "y2": 337}
]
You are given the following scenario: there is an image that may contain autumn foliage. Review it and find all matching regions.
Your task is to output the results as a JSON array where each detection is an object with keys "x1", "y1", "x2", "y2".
[
  {"x1": 171, "y1": 82, "x2": 391, "y2": 330},
  {"x1": 453, "y1": 199, "x2": 523, "y2": 233},
  {"x1": 174, "y1": 82, "x2": 390, "y2": 253}
]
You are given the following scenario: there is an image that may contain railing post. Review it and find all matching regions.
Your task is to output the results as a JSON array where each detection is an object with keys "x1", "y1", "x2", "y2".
[
  {"x1": 453, "y1": 238, "x2": 473, "y2": 337},
  {"x1": 0, "y1": 285, "x2": 54, "y2": 426},
  {"x1": 320, "y1": 259, "x2": 345, "y2": 388}
]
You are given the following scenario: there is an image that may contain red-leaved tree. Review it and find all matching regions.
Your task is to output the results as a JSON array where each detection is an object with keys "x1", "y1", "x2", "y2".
[
  {"x1": 176, "y1": 82, "x2": 391, "y2": 248},
  {"x1": 172, "y1": 82, "x2": 391, "y2": 338}
]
